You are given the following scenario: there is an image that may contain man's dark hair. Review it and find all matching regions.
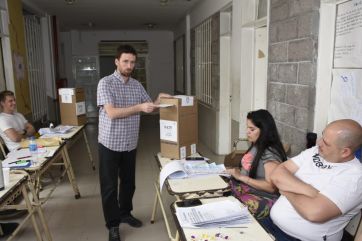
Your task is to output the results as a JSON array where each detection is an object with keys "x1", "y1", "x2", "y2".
[
  {"x1": 115, "y1": 44, "x2": 137, "y2": 59},
  {"x1": 0, "y1": 90, "x2": 15, "y2": 103}
]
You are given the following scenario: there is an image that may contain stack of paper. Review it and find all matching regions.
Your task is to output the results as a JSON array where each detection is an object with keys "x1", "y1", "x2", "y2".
[
  {"x1": 159, "y1": 160, "x2": 228, "y2": 190},
  {"x1": 176, "y1": 200, "x2": 252, "y2": 228},
  {"x1": 39, "y1": 125, "x2": 74, "y2": 137},
  {"x1": 183, "y1": 161, "x2": 226, "y2": 176}
]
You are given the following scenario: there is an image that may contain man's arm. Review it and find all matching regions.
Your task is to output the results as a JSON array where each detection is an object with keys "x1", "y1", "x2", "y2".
[
  {"x1": 103, "y1": 102, "x2": 155, "y2": 119},
  {"x1": 281, "y1": 190, "x2": 342, "y2": 223},
  {"x1": 4, "y1": 129, "x2": 24, "y2": 142},
  {"x1": 271, "y1": 160, "x2": 319, "y2": 197},
  {"x1": 24, "y1": 122, "x2": 35, "y2": 136},
  {"x1": 3, "y1": 122, "x2": 36, "y2": 142}
]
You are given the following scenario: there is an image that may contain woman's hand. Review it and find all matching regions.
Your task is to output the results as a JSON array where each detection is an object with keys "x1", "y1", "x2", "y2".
[
  {"x1": 225, "y1": 168, "x2": 243, "y2": 180},
  {"x1": 225, "y1": 168, "x2": 248, "y2": 182}
]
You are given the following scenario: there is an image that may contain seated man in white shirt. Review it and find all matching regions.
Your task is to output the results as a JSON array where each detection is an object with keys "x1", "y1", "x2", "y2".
[
  {"x1": 0, "y1": 90, "x2": 35, "y2": 152},
  {"x1": 261, "y1": 119, "x2": 362, "y2": 241}
]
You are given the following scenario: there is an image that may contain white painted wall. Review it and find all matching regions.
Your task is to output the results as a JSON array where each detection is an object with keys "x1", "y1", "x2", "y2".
[
  {"x1": 231, "y1": 0, "x2": 243, "y2": 123},
  {"x1": 314, "y1": 2, "x2": 337, "y2": 136},
  {"x1": 59, "y1": 30, "x2": 174, "y2": 100}
]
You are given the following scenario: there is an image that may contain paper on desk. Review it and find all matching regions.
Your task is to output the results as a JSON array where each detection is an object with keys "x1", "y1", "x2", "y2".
[
  {"x1": 4, "y1": 147, "x2": 50, "y2": 168},
  {"x1": 156, "y1": 103, "x2": 174, "y2": 108},
  {"x1": 2, "y1": 159, "x2": 32, "y2": 169},
  {"x1": 7, "y1": 147, "x2": 48, "y2": 158},
  {"x1": 40, "y1": 133, "x2": 69, "y2": 138},
  {"x1": 176, "y1": 200, "x2": 252, "y2": 228},
  {"x1": 159, "y1": 160, "x2": 228, "y2": 190},
  {"x1": 39, "y1": 125, "x2": 74, "y2": 135},
  {"x1": 159, "y1": 160, "x2": 186, "y2": 190}
]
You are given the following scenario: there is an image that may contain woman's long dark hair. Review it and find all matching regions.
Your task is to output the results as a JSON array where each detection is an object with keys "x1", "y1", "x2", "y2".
[{"x1": 246, "y1": 109, "x2": 287, "y2": 178}]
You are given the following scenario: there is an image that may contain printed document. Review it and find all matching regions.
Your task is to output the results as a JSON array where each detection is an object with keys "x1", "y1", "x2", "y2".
[
  {"x1": 39, "y1": 125, "x2": 74, "y2": 136},
  {"x1": 159, "y1": 160, "x2": 227, "y2": 190},
  {"x1": 176, "y1": 199, "x2": 252, "y2": 228}
]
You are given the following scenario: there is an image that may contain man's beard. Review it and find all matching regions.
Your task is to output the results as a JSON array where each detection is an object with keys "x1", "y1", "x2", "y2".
[{"x1": 121, "y1": 69, "x2": 133, "y2": 77}]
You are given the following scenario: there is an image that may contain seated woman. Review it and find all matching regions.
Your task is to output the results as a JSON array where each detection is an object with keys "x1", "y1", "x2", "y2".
[{"x1": 226, "y1": 109, "x2": 287, "y2": 220}]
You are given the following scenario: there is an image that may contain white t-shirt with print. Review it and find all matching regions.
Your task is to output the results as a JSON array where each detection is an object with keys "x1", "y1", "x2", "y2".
[
  {"x1": 0, "y1": 112, "x2": 27, "y2": 151},
  {"x1": 270, "y1": 146, "x2": 362, "y2": 241}
]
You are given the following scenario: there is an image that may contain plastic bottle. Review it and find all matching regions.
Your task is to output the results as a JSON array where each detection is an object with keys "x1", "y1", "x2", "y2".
[
  {"x1": 0, "y1": 161, "x2": 4, "y2": 191},
  {"x1": 28, "y1": 136, "x2": 38, "y2": 155}
]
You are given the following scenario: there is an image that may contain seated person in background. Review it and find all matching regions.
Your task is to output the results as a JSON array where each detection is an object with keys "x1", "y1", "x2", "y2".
[
  {"x1": 262, "y1": 119, "x2": 362, "y2": 241},
  {"x1": 225, "y1": 109, "x2": 287, "y2": 219},
  {"x1": 0, "y1": 90, "x2": 35, "y2": 152}
]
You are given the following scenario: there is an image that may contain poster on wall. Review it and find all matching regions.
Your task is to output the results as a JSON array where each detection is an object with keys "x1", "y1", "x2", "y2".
[
  {"x1": 328, "y1": 69, "x2": 362, "y2": 125},
  {"x1": 334, "y1": 0, "x2": 362, "y2": 68},
  {"x1": 13, "y1": 52, "x2": 25, "y2": 81}
]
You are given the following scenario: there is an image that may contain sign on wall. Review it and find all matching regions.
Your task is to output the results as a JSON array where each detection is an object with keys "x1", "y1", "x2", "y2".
[
  {"x1": 334, "y1": 0, "x2": 362, "y2": 68},
  {"x1": 328, "y1": 69, "x2": 362, "y2": 125}
]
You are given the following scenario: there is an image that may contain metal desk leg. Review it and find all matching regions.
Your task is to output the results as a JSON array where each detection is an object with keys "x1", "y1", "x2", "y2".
[
  {"x1": 175, "y1": 231, "x2": 180, "y2": 241},
  {"x1": 82, "y1": 129, "x2": 95, "y2": 170},
  {"x1": 28, "y1": 181, "x2": 53, "y2": 241},
  {"x1": 151, "y1": 182, "x2": 178, "y2": 241},
  {"x1": 61, "y1": 147, "x2": 81, "y2": 199},
  {"x1": 150, "y1": 190, "x2": 158, "y2": 224},
  {"x1": 20, "y1": 185, "x2": 43, "y2": 241}
]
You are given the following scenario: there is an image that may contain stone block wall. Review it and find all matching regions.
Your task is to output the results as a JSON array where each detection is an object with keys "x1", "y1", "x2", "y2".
[{"x1": 268, "y1": 0, "x2": 320, "y2": 155}]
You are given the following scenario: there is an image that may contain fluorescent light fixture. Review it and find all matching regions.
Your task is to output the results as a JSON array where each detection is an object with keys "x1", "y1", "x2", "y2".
[{"x1": 65, "y1": 0, "x2": 76, "y2": 5}]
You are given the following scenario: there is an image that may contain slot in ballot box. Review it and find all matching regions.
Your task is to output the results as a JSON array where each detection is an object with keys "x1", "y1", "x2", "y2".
[{"x1": 159, "y1": 96, "x2": 198, "y2": 159}]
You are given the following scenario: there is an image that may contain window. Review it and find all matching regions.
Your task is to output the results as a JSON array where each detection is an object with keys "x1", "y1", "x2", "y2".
[
  {"x1": 195, "y1": 18, "x2": 212, "y2": 106},
  {"x1": 24, "y1": 15, "x2": 47, "y2": 121}
]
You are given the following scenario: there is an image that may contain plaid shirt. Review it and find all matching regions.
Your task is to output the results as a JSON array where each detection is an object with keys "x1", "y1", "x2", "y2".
[{"x1": 97, "y1": 71, "x2": 152, "y2": 152}]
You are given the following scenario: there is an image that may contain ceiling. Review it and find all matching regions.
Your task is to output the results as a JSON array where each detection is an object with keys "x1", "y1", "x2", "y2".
[{"x1": 24, "y1": 0, "x2": 203, "y2": 32}]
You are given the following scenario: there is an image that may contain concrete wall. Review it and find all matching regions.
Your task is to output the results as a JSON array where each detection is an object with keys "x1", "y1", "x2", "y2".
[
  {"x1": 198, "y1": 104, "x2": 218, "y2": 151},
  {"x1": 59, "y1": 30, "x2": 174, "y2": 100},
  {"x1": 268, "y1": 0, "x2": 320, "y2": 155}
]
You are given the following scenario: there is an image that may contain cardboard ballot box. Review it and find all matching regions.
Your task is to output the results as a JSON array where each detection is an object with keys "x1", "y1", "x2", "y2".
[
  {"x1": 159, "y1": 96, "x2": 198, "y2": 159},
  {"x1": 58, "y1": 88, "x2": 87, "y2": 126}
]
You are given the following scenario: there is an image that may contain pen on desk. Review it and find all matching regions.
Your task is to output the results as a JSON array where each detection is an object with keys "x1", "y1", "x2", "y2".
[
  {"x1": 186, "y1": 157, "x2": 205, "y2": 160},
  {"x1": 8, "y1": 159, "x2": 29, "y2": 164},
  {"x1": 17, "y1": 155, "x2": 32, "y2": 159}
]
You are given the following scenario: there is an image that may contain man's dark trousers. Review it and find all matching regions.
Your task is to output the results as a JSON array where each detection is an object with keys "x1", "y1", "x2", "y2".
[{"x1": 99, "y1": 143, "x2": 137, "y2": 229}]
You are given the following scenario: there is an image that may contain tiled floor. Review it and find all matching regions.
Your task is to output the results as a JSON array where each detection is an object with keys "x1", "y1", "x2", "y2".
[{"x1": 7, "y1": 114, "x2": 224, "y2": 241}]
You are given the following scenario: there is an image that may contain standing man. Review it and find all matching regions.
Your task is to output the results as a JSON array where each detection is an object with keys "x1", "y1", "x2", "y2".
[
  {"x1": 262, "y1": 119, "x2": 362, "y2": 241},
  {"x1": 0, "y1": 90, "x2": 36, "y2": 152},
  {"x1": 97, "y1": 44, "x2": 170, "y2": 241}
]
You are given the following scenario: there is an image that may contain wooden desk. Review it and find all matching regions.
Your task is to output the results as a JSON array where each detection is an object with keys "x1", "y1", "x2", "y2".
[
  {"x1": 171, "y1": 196, "x2": 275, "y2": 241},
  {"x1": 0, "y1": 172, "x2": 52, "y2": 241},
  {"x1": 49, "y1": 125, "x2": 95, "y2": 170},
  {"x1": 7, "y1": 143, "x2": 81, "y2": 200},
  {"x1": 151, "y1": 153, "x2": 230, "y2": 241}
]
